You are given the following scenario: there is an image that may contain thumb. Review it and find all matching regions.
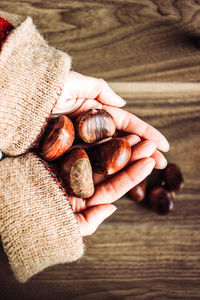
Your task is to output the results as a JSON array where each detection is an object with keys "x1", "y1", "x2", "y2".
[{"x1": 75, "y1": 204, "x2": 117, "y2": 237}]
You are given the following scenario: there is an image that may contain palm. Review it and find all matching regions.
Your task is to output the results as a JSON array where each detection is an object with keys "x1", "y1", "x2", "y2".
[{"x1": 51, "y1": 71, "x2": 170, "y2": 237}]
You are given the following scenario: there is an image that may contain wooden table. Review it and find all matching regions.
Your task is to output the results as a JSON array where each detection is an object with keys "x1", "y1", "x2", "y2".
[{"x1": 0, "y1": 1, "x2": 200, "y2": 299}]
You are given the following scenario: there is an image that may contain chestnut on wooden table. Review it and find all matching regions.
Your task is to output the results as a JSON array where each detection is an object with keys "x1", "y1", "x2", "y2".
[
  {"x1": 163, "y1": 163, "x2": 184, "y2": 191},
  {"x1": 149, "y1": 186, "x2": 174, "y2": 215},
  {"x1": 128, "y1": 180, "x2": 147, "y2": 202}
]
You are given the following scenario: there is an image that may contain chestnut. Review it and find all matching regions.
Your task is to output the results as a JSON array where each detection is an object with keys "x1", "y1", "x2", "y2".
[
  {"x1": 75, "y1": 108, "x2": 116, "y2": 143},
  {"x1": 39, "y1": 115, "x2": 75, "y2": 161},
  {"x1": 163, "y1": 163, "x2": 184, "y2": 192},
  {"x1": 87, "y1": 138, "x2": 131, "y2": 175},
  {"x1": 60, "y1": 148, "x2": 94, "y2": 198},
  {"x1": 149, "y1": 186, "x2": 174, "y2": 215},
  {"x1": 128, "y1": 180, "x2": 146, "y2": 202}
]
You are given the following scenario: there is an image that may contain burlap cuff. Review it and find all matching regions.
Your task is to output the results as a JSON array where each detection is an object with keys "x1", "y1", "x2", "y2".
[
  {"x1": 0, "y1": 16, "x2": 71, "y2": 155},
  {"x1": 0, "y1": 153, "x2": 84, "y2": 283}
]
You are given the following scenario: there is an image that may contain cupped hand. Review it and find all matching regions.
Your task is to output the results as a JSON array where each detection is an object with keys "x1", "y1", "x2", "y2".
[
  {"x1": 52, "y1": 71, "x2": 170, "y2": 164},
  {"x1": 51, "y1": 71, "x2": 170, "y2": 236},
  {"x1": 69, "y1": 153, "x2": 155, "y2": 237}
]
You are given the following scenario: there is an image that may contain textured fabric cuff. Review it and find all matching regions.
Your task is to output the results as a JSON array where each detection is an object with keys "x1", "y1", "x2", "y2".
[
  {"x1": 0, "y1": 16, "x2": 71, "y2": 155},
  {"x1": 0, "y1": 153, "x2": 84, "y2": 283}
]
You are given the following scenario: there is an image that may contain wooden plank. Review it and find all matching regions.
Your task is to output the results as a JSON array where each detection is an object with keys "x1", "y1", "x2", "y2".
[
  {"x1": 1, "y1": 225, "x2": 200, "y2": 299},
  {"x1": 1, "y1": 0, "x2": 200, "y2": 81},
  {"x1": 109, "y1": 82, "x2": 200, "y2": 97},
  {"x1": 0, "y1": 82, "x2": 199, "y2": 299}
]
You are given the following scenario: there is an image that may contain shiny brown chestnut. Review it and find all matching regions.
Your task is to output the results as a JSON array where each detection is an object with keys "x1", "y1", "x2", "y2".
[
  {"x1": 87, "y1": 138, "x2": 131, "y2": 175},
  {"x1": 149, "y1": 186, "x2": 174, "y2": 215},
  {"x1": 39, "y1": 115, "x2": 75, "y2": 161},
  {"x1": 75, "y1": 108, "x2": 116, "y2": 143},
  {"x1": 163, "y1": 163, "x2": 184, "y2": 192},
  {"x1": 128, "y1": 180, "x2": 146, "y2": 202},
  {"x1": 60, "y1": 148, "x2": 94, "y2": 198}
]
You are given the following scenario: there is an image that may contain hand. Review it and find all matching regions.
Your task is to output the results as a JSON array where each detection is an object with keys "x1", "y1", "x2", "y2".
[
  {"x1": 52, "y1": 71, "x2": 169, "y2": 169},
  {"x1": 69, "y1": 154, "x2": 155, "y2": 237},
  {"x1": 52, "y1": 71, "x2": 127, "y2": 115},
  {"x1": 52, "y1": 71, "x2": 170, "y2": 236}
]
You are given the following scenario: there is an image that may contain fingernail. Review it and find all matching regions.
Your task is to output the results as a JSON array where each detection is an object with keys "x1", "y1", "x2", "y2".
[
  {"x1": 161, "y1": 157, "x2": 168, "y2": 169},
  {"x1": 117, "y1": 96, "x2": 126, "y2": 106},
  {"x1": 146, "y1": 158, "x2": 156, "y2": 174},
  {"x1": 107, "y1": 205, "x2": 117, "y2": 216},
  {"x1": 163, "y1": 141, "x2": 170, "y2": 152},
  {"x1": 147, "y1": 157, "x2": 156, "y2": 167},
  {"x1": 110, "y1": 89, "x2": 126, "y2": 106}
]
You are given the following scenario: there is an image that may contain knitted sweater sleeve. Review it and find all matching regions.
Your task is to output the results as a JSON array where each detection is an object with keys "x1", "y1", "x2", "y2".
[
  {"x1": 0, "y1": 152, "x2": 85, "y2": 283},
  {"x1": 0, "y1": 16, "x2": 85, "y2": 283},
  {"x1": 0, "y1": 16, "x2": 71, "y2": 156}
]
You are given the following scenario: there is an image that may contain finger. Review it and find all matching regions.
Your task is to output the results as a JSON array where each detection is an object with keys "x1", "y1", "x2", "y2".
[
  {"x1": 86, "y1": 157, "x2": 155, "y2": 207},
  {"x1": 52, "y1": 98, "x2": 85, "y2": 115},
  {"x1": 92, "y1": 140, "x2": 158, "y2": 186},
  {"x1": 52, "y1": 71, "x2": 126, "y2": 115},
  {"x1": 130, "y1": 140, "x2": 157, "y2": 162},
  {"x1": 75, "y1": 73, "x2": 126, "y2": 107},
  {"x1": 102, "y1": 105, "x2": 170, "y2": 152},
  {"x1": 95, "y1": 79, "x2": 126, "y2": 107},
  {"x1": 68, "y1": 99, "x2": 102, "y2": 118},
  {"x1": 151, "y1": 149, "x2": 168, "y2": 169},
  {"x1": 75, "y1": 204, "x2": 117, "y2": 236},
  {"x1": 68, "y1": 195, "x2": 86, "y2": 213},
  {"x1": 69, "y1": 72, "x2": 126, "y2": 107},
  {"x1": 120, "y1": 134, "x2": 141, "y2": 147}
]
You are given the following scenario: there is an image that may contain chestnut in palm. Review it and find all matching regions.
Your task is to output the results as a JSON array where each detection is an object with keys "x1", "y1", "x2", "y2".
[
  {"x1": 87, "y1": 138, "x2": 131, "y2": 175},
  {"x1": 128, "y1": 180, "x2": 146, "y2": 202},
  {"x1": 149, "y1": 186, "x2": 174, "y2": 215},
  {"x1": 39, "y1": 115, "x2": 75, "y2": 161},
  {"x1": 75, "y1": 108, "x2": 116, "y2": 143},
  {"x1": 163, "y1": 163, "x2": 184, "y2": 192},
  {"x1": 60, "y1": 148, "x2": 94, "y2": 198}
]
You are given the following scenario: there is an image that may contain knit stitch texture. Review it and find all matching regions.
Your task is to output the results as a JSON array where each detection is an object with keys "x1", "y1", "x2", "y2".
[
  {"x1": 0, "y1": 153, "x2": 85, "y2": 283},
  {"x1": 0, "y1": 16, "x2": 71, "y2": 155}
]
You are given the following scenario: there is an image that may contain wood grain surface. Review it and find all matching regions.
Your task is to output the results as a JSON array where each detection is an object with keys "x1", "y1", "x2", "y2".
[
  {"x1": 0, "y1": 1, "x2": 200, "y2": 299},
  {"x1": 0, "y1": 82, "x2": 200, "y2": 300},
  {"x1": 1, "y1": 0, "x2": 200, "y2": 81}
]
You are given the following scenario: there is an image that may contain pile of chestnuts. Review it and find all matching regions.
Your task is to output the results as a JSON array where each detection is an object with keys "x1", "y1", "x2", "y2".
[
  {"x1": 38, "y1": 109, "x2": 131, "y2": 198},
  {"x1": 38, "y1": 107, "x2": 184, "y2": 216},
  {"x1": 128, "y1": 163, "x2": 184, "y2": 215}
]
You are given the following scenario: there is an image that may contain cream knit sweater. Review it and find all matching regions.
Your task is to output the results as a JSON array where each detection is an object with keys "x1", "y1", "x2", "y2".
[{"x1": 0, "y1": 17, "x2": 84, "y2": 283}]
